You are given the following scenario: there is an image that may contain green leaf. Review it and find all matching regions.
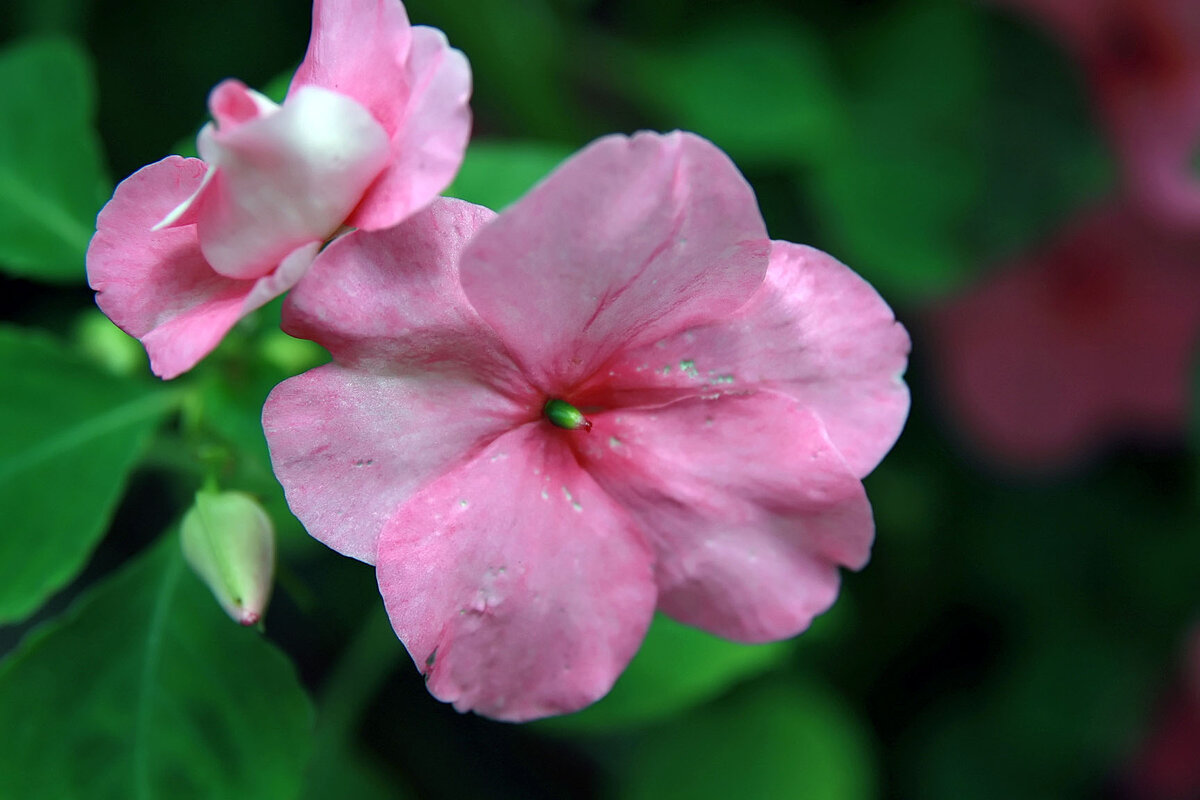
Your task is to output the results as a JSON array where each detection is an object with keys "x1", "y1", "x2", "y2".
[
  {"x1": 303, "y1": 608, "x2": 412, "y2": 800},
  {"x1": 615, "y1": 16, "x2": 844, "y2": 168},
  {"x1": 968, "y1": 16, "x2": 1111, "y2": 263},
  {"x1": 907, "y1": 624, "x2": 1153, "y2": 800},
  {"x1": 0, "y1": 536, "x2": 314, "y2": 800},
  {"x1": 0, "y1": 325, "x2": 177, "y2": 622},
  {"x1": 404, "y1": 0, "x2": 584, "y2": 138},
  {"x1": 0, "y1": 38, "x2": 109, "y2": 283},
  {"x1": 540, "y1": 613, "x2": 792, "y2": 732},
  {"x1": 12, "y1": 0, "x2": 90, "y2": 39},
  {"x1": 445, "y1": 139, "x2": 574, "y2": 211},
  {"x1": 809, "y1": 0, "x2": 986, "y2": 302},
  {"x1": 303, "y1": 752, "x2": 405, "y2": 800},
  {"x1": 614, "y1": 676, "x2": 877, "y2": 800}
]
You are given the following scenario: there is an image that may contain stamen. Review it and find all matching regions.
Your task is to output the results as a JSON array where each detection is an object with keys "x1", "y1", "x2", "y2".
[{"x1": 544, "y1": 398, "x2": 593, "y2": 432}]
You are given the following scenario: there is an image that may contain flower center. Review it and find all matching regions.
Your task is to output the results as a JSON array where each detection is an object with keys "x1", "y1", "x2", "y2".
[{"x1": 543, "y1": 398, "x2": 592, "y2": 432}]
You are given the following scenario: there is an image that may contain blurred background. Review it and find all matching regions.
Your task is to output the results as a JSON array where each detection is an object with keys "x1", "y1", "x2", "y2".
[{"x1": 0, "y1": 0, "x2": 1198, "y2": 798}]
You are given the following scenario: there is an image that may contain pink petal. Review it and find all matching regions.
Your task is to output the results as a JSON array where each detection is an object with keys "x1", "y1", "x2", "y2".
[
  {"x1": 267, "y1": 199, "x2": 544, "y2": 563},
  {"x1": 154, "y1": 81, "x2": 281, "y2": 232},
  {"x1": 578, "y1": 392, "x2": 874, "y2": 643},
  {"x1": 87, "y1": 156, "x2": 314, "y2": 380},
  {"x1": 377, "y1": 424, "x2": 657, "y2": 721},
  {"x1": 290, "y1": 0, "x2": 413, "y2": 111},
  {"x1": 281, "y1": 198, "x2": 519, "y2": 387},
  {"x1": 349, "y1": 27, "x2": 472, "y2": 231},
  {"x1": 458, "y1": 131, "x2": 770, "y2": 394},
  {"x1": 925, "y1": 202, "x2": 1200, "y2": 468},
  {"x1": 193, "y1": 84, "x2": 389, "y2": 280},
  {"x1": 263, "y1": 365, "x2": 530, "y2": 564},
  {"x1": 208, "y1": 78, "x2": 277, "y2": 131},
  {"x1": 290, "y1": 0, "x2": 471, "y2": 231},
  {"x1": 578, "y1": 242, "x2": 910, "y2": 478}
]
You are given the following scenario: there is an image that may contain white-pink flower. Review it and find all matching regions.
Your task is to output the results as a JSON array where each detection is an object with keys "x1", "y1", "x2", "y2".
[
  {"x1": 263, "y1": 132, "x2": 910, "y2": 721},
  {"x1": 87, "y1": 0, "x2": 471, "y2": 378}
]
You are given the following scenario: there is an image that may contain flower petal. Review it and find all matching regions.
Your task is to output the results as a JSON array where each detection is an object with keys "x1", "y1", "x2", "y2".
[
  {"x1": 267, "y1": 199, "x2": 542, "y2": 563},
  {"x1": 377, "y1": 424, "x2": 657, "y2": 721},
  {"x1": 290, "y1": 0, "x2": 471, "y2": 231},
  {"x1": 281, "y1": 198, "x2": 519, "y2": 387},
  {"x1": 581, "y1": 242, "x2": 911, "y2": 477},
  {"x1": 207, "y1": 78, "x2": 277, "y2": 132},
  {"x1": 194, "y1": 85, "x2": 389, "y2": 280},
  {"x1": 86, "y1": 156, "x2": 299, "y2": 379},
  {"x1": 458, "y1": 131, "x2": 770, "y2": 394},
  {"x1": 290, "y1": 0, "x2": 413, "y2": 116},
  {"x1": 263, "y1": 364, "x2": 531, "y2": 564},
  {"x1": 579, "y1": 391, "x2": 874, "y2": 643},
  {"x1": 350, "y1": 26, "x2": 472, "y2": 230}
]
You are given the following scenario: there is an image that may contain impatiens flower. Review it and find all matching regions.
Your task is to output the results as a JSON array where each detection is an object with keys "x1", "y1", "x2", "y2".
[
  {"x1": 926, "y1": 202, "x2": 1200, "y2": 470},
  {"x1": 263, "y1": 131, "x2": 910, "y2": 721},
  {"x1": 87, "y1": 0, "x2": 471, "y2": 379},
  {"x1": 996, "y1": 0, "x2": 1200, "y2": 229}
]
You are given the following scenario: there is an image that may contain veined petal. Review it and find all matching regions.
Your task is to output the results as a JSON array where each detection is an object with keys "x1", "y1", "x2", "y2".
[
  {"x1": 153, "y1": 81, "x2": 278, "y2": 233},
  {"x1": 349, "y1": 25, "x2": 472, "y2": 230},
  {"x1": 377, "y1": 425, "x2": 657, "y2": 722},
  {"x1": 87, "y1": 157, "x2": 307, "y2": 379},
  {"x1": 458, "y1": 131, "x2": 770, "y2": 394},
  {"x1": 208, "y1": 78, "x2": 278, "y2": 132},
  {"x1": 263, "y1": 364, "x2": 531, "y2": 564},
  {"x1": 290, "y1": 0, "x2": 470, "y2": 231},
  {"x1": 583, "y1": 242, "x2": 911, "y2": 477},
  {"x1": 194, "y1": 85, "x2": 389, "y2": 280},
  {"x1": 267, "y1": 199, "x2": 540, "y2": 564},
  {"x1": 290, "y1": 0, "x2": 413, "y2": 116},
  {"x1": 281, "y1": 198, "x2": 522, "y2": 394},
  {"x1": 579, "y1": 392, "x2": 874, "y2": 643}
]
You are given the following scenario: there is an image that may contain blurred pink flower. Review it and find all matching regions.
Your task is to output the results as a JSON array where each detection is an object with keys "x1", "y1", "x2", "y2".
[
  {"x1": 926, "y1": 203, "x2": 1200, "y2": 470},
  {"x1": 997, "y1": 0, "x2": 1200, "y2": 230},
  {"x1": 262, "y1": 132, "x2": 910, "y2": 720},
  {"x1": 1119, "y1": 626, "x2": 1200, "y2": 799},
  {"x1": 87, "y1": 0, "x2": 471, "y2": 378}
]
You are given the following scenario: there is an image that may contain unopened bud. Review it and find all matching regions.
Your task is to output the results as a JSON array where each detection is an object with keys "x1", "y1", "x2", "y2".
[{"x1": 180, "y1": 489, "x2": 275, "y2": 626}]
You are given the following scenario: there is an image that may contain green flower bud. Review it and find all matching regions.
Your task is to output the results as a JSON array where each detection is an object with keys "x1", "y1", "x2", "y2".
[{"x1": 180, "y1": 489, "x2": 275, "y2": 626}]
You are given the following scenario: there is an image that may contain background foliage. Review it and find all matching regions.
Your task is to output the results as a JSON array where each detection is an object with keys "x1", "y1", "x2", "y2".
[{"x1": 0, "y1": 0, "x2": 1196, "y2": 798}]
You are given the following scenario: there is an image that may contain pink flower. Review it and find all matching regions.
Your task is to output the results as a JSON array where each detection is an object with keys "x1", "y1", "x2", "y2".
[
  {"x1": 262, "y1": 132, "x2": 910, "y2": 720},
  {"x1": 925, "y1": 202, "x2": 1200, "y2": 470},
  {"x1": 996, "y1": 0, "x2": 1200, "y2": 229},
  {"x1": 87, "y1": 0, "x2": 471, "y2": 378}
]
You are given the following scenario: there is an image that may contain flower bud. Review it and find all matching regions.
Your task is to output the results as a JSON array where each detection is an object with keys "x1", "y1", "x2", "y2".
[{"x1": 180, "y1": 489, "x2": 275, "y2": 626}]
